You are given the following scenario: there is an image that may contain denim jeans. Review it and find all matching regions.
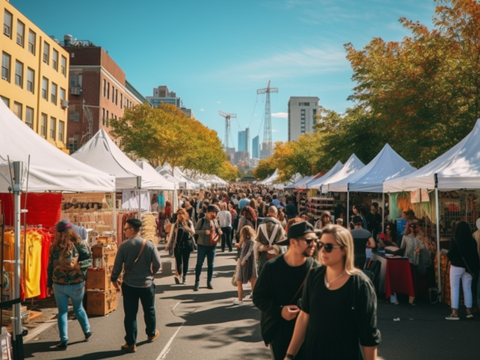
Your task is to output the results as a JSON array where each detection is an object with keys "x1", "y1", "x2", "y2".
[
  {"x1": 122, "y1": 283, "x2": 156, "y2": 346},
  {"x1": 450, "y1": 265, "x2": 473, "y2": 309},
  {"x1": 53, "y1": 282, "x2": 90, "y2": 342},
  {"x1": 174, "y1": 247, "x2": 191, "y2": 279},
  {"x1": 221, "y1": 227, "x2": 232, "y2": 252},
  {"x1": 195, "y1": 244, "x2": 216, "y2": 284}
]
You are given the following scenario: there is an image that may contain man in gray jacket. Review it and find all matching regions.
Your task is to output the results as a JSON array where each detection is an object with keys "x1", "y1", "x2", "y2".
[
  {"x1": 111, "y1": 218, "x2": 161, "y2": 353},
  {"x1": 194, "y1": 205, "x2": 223, "y2": 291}
]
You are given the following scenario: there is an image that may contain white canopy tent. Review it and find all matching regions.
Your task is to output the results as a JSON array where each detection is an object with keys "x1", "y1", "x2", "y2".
[
  {"x1": 285, "y1": 175, "x2": 312, "y2": 190},
  {"x1": 319, "y1": 155, "x2": 365, "y2": 193},
  {"x1": 328, "y1": 144, "x2": 416, "y2": 193},
  {"x1": 258, "y1": 169, "x2": 280, "y2": 185},
  {"x1": 161, "y1": 163, "x2": 201, "y2": 190},
  {"x1": 383, "y1": 119, "x2": 480, "y2": 192},
  {"x1": 0, "y1": 101, "x2": 115, "y2": 193},
  {"x1": 156, "y1": 165, "x2": 185, "y2": 188},
  {"x1": 135, "y1": 161, "x2": 175, "y2": 191},
  {"x1": 306, "y1": 161, "x2": 344, "y2": 190},
  {"x1": 72, "y1": 129, "x2": 172, "y2": 190},
  {"x1": 383, "y1": 119, "x2": 480, "y2": 298}
]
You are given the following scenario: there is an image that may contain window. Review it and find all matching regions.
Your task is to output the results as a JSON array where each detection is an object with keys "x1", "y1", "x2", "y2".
[
  {"x1": 112, "y1": 86, "x2": 114, "y2": 102},
  {"x1": 107, "y1": 82, "x2": 110, "y2": 99},
  {"x1": 106, "y1": 110, "x2": 109, "y2": 126},
  {"x1": 103, "y1": 79, "x2": 106, "y2": 97},
  {"x1": 28, "y1": 30, "x2": 36, "y2": 54},
  {"x1": 26, "y1": 68, "x2": 34, "y2": 93},
  {"x1": 120, "y1": 93, "x2": 123, "y2": 109},
  {"x1": 41, "y1": 77, "x2": 48, "y2": 100},
  {"x1": 40, "y1": 113, "x2": 47, "y2": 137},
  {"x1": 13, "y1": 102, "x2": 22, "y2": 119},
  {"x1": 15, "y1": 61, "x2": 23, "y2": 88},
  {"x1": 51, "y1": 82, "x2": 57, "y2": 104},
  {"x1": 60, "y1": 87, "x2": 66, "y2": 102},
  {"x1": 69, "y1": 134, "x2": 79, "y2": 153},
  {"x1": 0, "y1": 96, "x2": 9, "y2": 107},
  {"x1": 58, "y1": 120, "x2": 64, "y2": 142},
  {"x1": 299, "y1": 102, "x2": 310, "y2": 106},
  {"x1": 2, "y1": 52, "x2": 11, "y2": 81},
  {"x1": 102, "y1": 108, "x2": 105, "y2": 125},
  {"x1": 61, "y1": 56, "x2": 66, "y2": 76},
  {"x1": 16, "y1": 20, "x2": 24, "y2": 46},
  {"x1": 50, "y1": 117, "x2": 56, "y2": 140},
  {"x1": 52, "y1": 49, "x2": 58, "y2": 70},
  {"x1": 43, "y1": 42, "x2": 49, "y2": 64},
  {"x1": 69, "y1": 112, "x2": 79, "y2": 122},
  {"x1": 3, "y1": 10, "x2": 12, "y2": 38},
  {"x1": 25, "y1": 107, "x2": 33, "y2": 129}
]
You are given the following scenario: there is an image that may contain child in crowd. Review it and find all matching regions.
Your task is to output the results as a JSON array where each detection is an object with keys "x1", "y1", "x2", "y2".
[{"x1": 234, "y1": 225, "x2": 258, "y2": 305}]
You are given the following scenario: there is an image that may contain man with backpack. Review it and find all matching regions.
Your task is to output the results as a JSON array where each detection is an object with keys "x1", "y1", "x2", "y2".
[{"x1": 254, "y1": 206, "x2": 286, "y2": 274}]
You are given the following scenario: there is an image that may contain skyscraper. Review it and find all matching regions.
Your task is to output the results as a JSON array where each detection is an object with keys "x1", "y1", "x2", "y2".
[
  {"x1": 252, "y1": 135, "x2": 259, "y2": 159},
  {"x1": 238, "y1": 128, "x2": 250, "y2": 154},
  {"x1": 288, "y1": 96, "x2": 320, "y2": 142}
]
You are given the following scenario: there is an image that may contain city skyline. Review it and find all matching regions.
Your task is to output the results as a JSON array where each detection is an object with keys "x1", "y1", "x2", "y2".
[{"x1": 11, "y1": 0, "x2": 436, "y2": 145}]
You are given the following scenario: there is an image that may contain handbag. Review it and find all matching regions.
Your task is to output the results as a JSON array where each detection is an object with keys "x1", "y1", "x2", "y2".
[
  {"x1": 231, "y1": 269, "x2": 237, "y2": 287},
  {"x1": 164, "y1": 219, "x2": 172, "y2": 233}
]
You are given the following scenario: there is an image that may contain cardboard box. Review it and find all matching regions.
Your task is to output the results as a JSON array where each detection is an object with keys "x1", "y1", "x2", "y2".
[
  {"x1": 86, "y1": 289, "x2": 117, "y2": 316},
  {"x1": 92, "y1": 243, "x2": 117, "y2": 267},
  {"x1": 86, "y1": 269, "x2": 114, "y2": 291}
]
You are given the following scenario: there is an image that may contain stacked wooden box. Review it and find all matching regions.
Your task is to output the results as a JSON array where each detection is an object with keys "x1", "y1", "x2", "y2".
[{"x1": 86, "y1": 241, "x2": 118, "y2": 316}]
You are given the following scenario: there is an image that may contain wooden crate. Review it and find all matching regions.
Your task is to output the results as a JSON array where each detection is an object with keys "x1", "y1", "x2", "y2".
[
  {"x1": 86, "y1": 289, "x2": 117, "y2": 316},
  {"x1": 92, "y1": 243, "x2": 117, "y2": 268},
  {"x1": 86, "y1": 269, "x2": 115, "y2": 291}
]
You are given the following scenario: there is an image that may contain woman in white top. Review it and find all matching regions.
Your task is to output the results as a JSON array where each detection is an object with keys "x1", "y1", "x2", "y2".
[{"x1": 217, "y1": 202, "x2": 233, "y2": 252}]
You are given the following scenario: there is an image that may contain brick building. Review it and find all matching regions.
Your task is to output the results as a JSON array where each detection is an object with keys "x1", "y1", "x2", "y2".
[{"x1": 61, "y1": 35, "x2": 146, "y2": 152}]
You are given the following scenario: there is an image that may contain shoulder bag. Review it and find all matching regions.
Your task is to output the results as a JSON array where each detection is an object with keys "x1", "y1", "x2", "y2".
[{"x1": 124, "y1": 239, "x2": 147, "y2": 276}]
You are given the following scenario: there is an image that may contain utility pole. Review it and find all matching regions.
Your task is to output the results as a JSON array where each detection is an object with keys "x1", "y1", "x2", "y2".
[{"x1": 257, "y1": 80, "x2": 278, "y2": 159}]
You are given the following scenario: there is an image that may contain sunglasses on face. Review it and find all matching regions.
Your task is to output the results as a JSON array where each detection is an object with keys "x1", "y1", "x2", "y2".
[
  {"x1": 301, "y1": 237, "x2": 319, "y2": 245},
  {"x1": 318, "y1": 242, "x2": 342, "y2": 253},
  {"x1": 386, "y1": 227, "x2": 391, "y2": 230}
]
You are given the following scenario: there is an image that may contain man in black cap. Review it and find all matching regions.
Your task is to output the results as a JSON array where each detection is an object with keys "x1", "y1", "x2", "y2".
[
  {"x1": 194, "y1": 205, "x2": 223, "y2": 291},
  {"x1": 111, "y1": 218, "x2": 162, "y2": 353},
  {"x1": 351, "y1": 215, "x2": 376, "y2": 269},
  {"x1": 253, "y1": 221, "x2": 320, "y2": 360}
]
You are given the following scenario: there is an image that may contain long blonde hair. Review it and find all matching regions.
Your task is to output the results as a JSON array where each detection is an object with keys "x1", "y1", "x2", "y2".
[
  {"x1": 320, "y1": 224, "x2": 361, "y2": 275},
  {"x1": 239, "y1": 225, "x2": 256, "y2": 247}
]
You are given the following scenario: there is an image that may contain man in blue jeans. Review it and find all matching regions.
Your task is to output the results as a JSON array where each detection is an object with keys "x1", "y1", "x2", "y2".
[
  {"x1": 194, "y1": 205, "x2": 223, "y2": 291},
  {"x1": 111, "y1": 218, "x2": 162, "y2": 353}
]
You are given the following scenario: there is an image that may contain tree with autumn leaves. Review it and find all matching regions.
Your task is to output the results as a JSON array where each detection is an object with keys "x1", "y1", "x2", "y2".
[
  {"x1": 110, "y1": 103, "x2": 237, "y2": 180},
  {"x1": 257, "y1": 0, "x2": 480, "y2": 181}
]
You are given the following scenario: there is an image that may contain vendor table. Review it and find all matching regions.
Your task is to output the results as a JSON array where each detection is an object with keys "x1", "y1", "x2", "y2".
[{"x1": 371, "y1": 251, "x2": 415, "y2": 299}]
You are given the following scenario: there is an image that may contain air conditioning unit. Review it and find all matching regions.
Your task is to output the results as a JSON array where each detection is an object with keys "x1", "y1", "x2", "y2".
[{"x1": 61, "y1": 99, "x2": 69, "y2": 108}]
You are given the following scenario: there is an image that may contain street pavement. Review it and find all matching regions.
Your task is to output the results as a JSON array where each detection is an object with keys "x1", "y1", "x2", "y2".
[{"x1": 23, "y1": 245, "x2": 480, "y2": 360}]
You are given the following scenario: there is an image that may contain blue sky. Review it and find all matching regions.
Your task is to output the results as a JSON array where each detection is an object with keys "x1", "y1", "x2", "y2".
[{"x1": 12, "y1": 0, "x2": 436, "y2": 150}]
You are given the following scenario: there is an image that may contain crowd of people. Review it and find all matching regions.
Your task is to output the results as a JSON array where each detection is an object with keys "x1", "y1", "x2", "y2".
[{"x1": 44, "y1": 183, "x2": 480, "y2": 359}]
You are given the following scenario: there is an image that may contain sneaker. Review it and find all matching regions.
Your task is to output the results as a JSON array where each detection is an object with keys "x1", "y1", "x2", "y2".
[
  {"x1": 193, "y1": 282, "x2": 199, "y2": 291},
  {"x1": 84, "y1": 331, "x2": 93, "y2": 342},
  {"x1": 466, "y1": 313, "x2": 474, "y2": 319},
  {"x1": 182, "y1": 278, "x2": 187, "y2": 284},
  {"x1": 207, "y1": 282, "x2": 213, "y2": 289},
  {"x1": 174, "y1": 276, "x2": 180, "y2": 284},
  {"x1": 55, "y1": 341, "x2": 68, "y2": 350},
  {"x1": 121, "y1": 343, "x2": 137, "y2": 353},
  {"x1": 445, "y1": 314, "x2": 460, "y2": 320},
  {"x1": 233, "y1": 299, "x2": 243, "y2": 305},
  {"x1": 148, "y1": 329, "x2": 160, "y2": 343}
]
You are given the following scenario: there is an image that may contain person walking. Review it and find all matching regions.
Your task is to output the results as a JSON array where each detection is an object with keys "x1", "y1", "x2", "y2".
[
  {"x1": 111, "y1": 218, "x2": 161, "y2": 353},
  {"x1": 166, "y1": 208, "x2": 196, "y2": 285},
  {"x1": 285, "y1": 224, "x2": 381, "y2": 360},
  {"x1": 446, "y1": 220, "x2": 480, "y2": 320},
  {"x1": 253, "y1": 221, "x2": 319, "y2": 360},
  {"x1": 194, "y1": 205, "x2": 223, "y2": 291},
  {"x1": 218, "y1": 202, "x2": 233, "y2": 252},
  {"x1": 350, "y1": 216, "x2": 376, "y2": 269},
  {"x1": 234, "y1": 225, "x2": 258, "y2": 305},
  {"x1": 47, "y1": 220, "x2": 93, "y2": 350}
]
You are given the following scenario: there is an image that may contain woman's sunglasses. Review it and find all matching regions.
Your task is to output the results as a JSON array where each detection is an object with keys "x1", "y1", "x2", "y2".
[{"x1": 318, "y1": 242, "x2": 342, "y2": 253}]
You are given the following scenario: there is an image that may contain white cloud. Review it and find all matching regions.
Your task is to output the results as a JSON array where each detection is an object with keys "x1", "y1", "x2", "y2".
[
  {"x1": 216, "y1": 101, "x2": 222, "y2": 104},
  {"x1": 200, "y1": 108, "x2": 205, "y2": 112},
  {"x1": 272, "y1": 129, "x2": 279, "y2": 132},
  {"x1": 272, "y1": 112, "x2": 288, "y2": 119},
  {"x1": 210, "y1": 45, "x2": 349, "y2": 82}
]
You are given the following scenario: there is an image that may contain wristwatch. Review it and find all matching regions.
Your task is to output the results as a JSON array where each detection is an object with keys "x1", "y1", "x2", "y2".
[{"x1": 285, "y1": 354, "x2": 295, "y2": 359}]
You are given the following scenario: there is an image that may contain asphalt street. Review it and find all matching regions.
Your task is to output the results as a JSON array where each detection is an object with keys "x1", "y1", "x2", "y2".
[{"x1": 23, "y1": 245, "x2": 480, "y2": 360}]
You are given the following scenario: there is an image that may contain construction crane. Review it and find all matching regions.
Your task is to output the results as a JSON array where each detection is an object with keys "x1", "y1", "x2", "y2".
[
  {"x1": 218, "y1": 110, "x2": 237, "y2": 150},
  {"x1": 257, "y1": 80, "x2": 278, "y2": 159}
]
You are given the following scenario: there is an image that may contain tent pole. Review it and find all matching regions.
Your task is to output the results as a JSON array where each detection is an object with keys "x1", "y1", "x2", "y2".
[
  {"x1": 347, "y1": 190, "x2": 350, "y2": 225},
  {"x1": 382, "y1": 192, "x2": 385, "y2": 231},
  {"x1": 112, "y1": 192, "x2": 117, "y2": 241},
  {"x1": 137, "y1": 176, "x2": 142, "y2": 220},
  {"x1": 435, "y1": 175, "x2": 442, "y2": 301}
]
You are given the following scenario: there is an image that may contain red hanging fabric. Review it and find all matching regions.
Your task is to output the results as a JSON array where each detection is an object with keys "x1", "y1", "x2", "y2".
[{"x1": 0, "y1": 193, "x2": 62, "y2": 227}]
